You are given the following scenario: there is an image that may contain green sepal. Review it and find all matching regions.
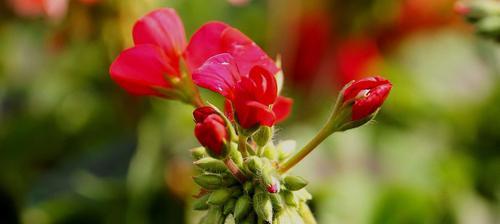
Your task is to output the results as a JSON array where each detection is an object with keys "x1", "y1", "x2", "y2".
[
  {"x1": 193, "y1": 193, "x2": 211, "y2": 210},
  {"x1": 283, "y1": 175, "x2": 308, "y2": 191},
  {"x1": 194, "y1": 157, "x2": 228, "y2": 173},
  {"x1": 208, "y1": 188, "x2": 233, "y2": 205},
  {"x1": 234, "y1": 194, "x2": 252, "y2": 221},
  {"x1": 253, "y1": 189, "x2": 273, "y2": 222},
  {"x1": 193, "y1": 173, "x2": 223, "y2": 190},
  {"x1": 223, "y1": 198, "x2": 236, "y2": 215}
]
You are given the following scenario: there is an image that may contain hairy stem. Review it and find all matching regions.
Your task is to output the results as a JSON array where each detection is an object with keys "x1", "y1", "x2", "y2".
[
  {"x1": 223, "y1": 158, "x2": 247, "y2": 183},
  {"x1": 238, "y1": 135, "x2": 249, "y2": 157}
]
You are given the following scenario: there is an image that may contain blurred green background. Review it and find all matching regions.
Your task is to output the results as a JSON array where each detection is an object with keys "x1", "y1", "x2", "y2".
[{"x1": 0, "y1": 0, "x2": 499, "y2": 223}]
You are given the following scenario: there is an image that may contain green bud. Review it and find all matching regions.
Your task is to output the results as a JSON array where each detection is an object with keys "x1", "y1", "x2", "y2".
[
  {"x1": 193, "y1": 174, "x2": 222, "y2": 190},
  {"x1": 245, "y1": 156, "x2": 263, "y2": 175},
  {"x1": 283, "y1": 176, "x2": 308, "y2": 191},
  {"x1": 262, "y1": 144, "x2": 277, "y2": 161},
  {"x1": 253, "y1": 190, "x2": 273, "y2": 222},
  {"x1": 223, "y1": 198, "x2": 236, "y2": 215},
  {"x1": 204, "y1": 207, "x2": 225, "y2": 224},
  {"x1": 191, "y1": 147, "x2": 207, "y2": 160},
  {"x1": 234, "y1": 195, "x2": 252, "y2": 221},
  {"x1": 283, "y1": 190, "x2": 298, "y2": 207},
  {"x1": 193, "y1": 193, "x2": 210, "y2": 210},
  {"x1": 243, "y1": 181, "x2": 254, "y2": 194},
  {"x1": 208, "y1": 188, "x2": 233, "y2": 205},
  {"x1": 194, "y1": 157, "x2": 228, "y2": 173},
  {"x1": 253, "y1": 126, "x2": 273, "y2": 147},
  {"x1": 229, "y1": 143, "x2": 243, "y2": 167},
  {"x1": 269, "y1": 193, "x2": 284, "y2": 212}
]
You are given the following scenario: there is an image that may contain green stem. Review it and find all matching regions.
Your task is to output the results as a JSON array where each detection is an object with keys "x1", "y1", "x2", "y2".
[
  {"x1": 238, "y1": 135, "x2": 249, "y2": 157},
  {"x1": 223, "y1": 158, "x2": 247, "y2": 183},
  {"x1": 278, "y1": 94, "x2": 345, "y2": 174},
  {"x1": 278, "y1": 122, "x2": 335, "y2": 174}
]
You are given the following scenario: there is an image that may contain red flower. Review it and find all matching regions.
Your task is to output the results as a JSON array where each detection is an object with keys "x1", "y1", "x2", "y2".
[
  {"x1": 333, "y1": 38, "x2": 381, "y2": 87},
  {"x1": 193, "y1": 107, "x2": 228, "y2": 156},
  {"x1": 109, "y1": 8, "x2": 186, "y2": 97},
  {"x1": 342, "y1": 76, "x2": 392, "y2": 121},
  {"x1": 193, "y1": 53, "x2": 292, "y2": 129}
]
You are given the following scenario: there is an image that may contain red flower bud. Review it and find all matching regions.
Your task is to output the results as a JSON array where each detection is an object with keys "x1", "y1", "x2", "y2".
[
  {"x1": 193, "y1": 107, "x2": 228, "y2": 156},
  {"x1": 266, "y1": 180, "x2": 280, "y2": 194},
  {"x1": 342, "y1": 76, "x2": 392, "y2": 121}
]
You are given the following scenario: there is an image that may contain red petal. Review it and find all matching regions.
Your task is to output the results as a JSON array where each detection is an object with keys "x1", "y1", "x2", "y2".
[
  {"x1": 235, "y1": 101, "x2": 275, "y2": 128},
  {"x1": 273, "y1": 96, "x2": 293, "y2": 123},
  {"x1": 184, "y1": 22, "x2": 278, "y2": 76},
  {"x1": 352, "y1": 82, "x2": 392, "y2": 120},
  {"x1": 220, "y1": 27, "x2": 279, "y2": 76},
  {"x1": 184, "y1": 22, "x2": 229, "y2": 72},
  {"x1": 248, "y1": 66, "x2": 277, "y2": 105},
  {"x1": 109, "y1": 45, "x2": 176, "y2": 96},
  {"x1": 133, "y1": 8, "x2": 186, "y2": 71},
  {"x1": 342, "y1": 76, "x2": 389, "y2": 102},
  {"x1": 193, "y1": 106, "x2": 217, "y2": 123},
  {"x1": 192, "y1": 53, "x2": 241, "y2": 98}
]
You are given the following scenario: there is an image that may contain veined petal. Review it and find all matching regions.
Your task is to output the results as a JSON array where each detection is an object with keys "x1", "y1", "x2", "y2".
[
  {"x1": 133, "y1": 8, "x2": 186, "y2": 71},
  {"x1": 109, "y1": 45, "x2": 176, "y2": 97},
  {"x1": 184, "y1": 22, "x2": 278, "y2": 76},
  {"x1": 273, "y1": 96, "x2": 293, "y2": 123},
  {"x1": 220, "y1": 27, "x2": 279, "y2": 76},
  {"x1": 192, "y1": 53, "x2": 241, "y2": 98},
  {"x1": 184, "y1": 22, "x2": 229, "y2": 72}
]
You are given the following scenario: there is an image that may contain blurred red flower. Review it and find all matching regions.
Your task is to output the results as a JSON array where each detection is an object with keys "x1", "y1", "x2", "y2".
[{"x1": 332, "y1": 38, "x2": 381, "y2": 88}]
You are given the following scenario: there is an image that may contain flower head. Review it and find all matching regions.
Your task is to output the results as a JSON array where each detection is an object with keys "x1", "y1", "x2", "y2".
[
  {"x1": 110, "y1": 8, "x2": 194, "y2": 100},
  {"x1": 193, "y1": 53, "x2": 292, "y2": 129}
]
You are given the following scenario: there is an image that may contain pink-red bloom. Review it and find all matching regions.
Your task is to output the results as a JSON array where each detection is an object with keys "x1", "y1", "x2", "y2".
[
  {"x1": 193, "y1": 107, "x2": 229, "y2": 156},
  {"x1": 342, "y1": 76, "x2": 392, "y2": 121},
  {"x1": 110, "y1": 8, "x2": 186, "y2": 97},
  {"x1": 194, "y1": 53, "x2": 292, "y2": 129}
]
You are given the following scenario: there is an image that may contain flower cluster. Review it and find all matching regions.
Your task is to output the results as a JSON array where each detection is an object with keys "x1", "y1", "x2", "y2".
[{"x1": 109, "y1": 8, "x2": 392, "y2": 224}]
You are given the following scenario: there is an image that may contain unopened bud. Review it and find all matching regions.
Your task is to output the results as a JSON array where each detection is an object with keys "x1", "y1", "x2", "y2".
[
  {"x1": 253, "y1": 189, "x2": 273, "y2": 222},
  {"x1": 193, "y1": 174, "x2": 222, "y2": 190},
  {"x1": 234, "y1": 195, "x2": 252, "y2": 221},
  {"x1": 208, "y1": 188, "x2": 232, "y2": 205},
  {"x1": 269, "y1": 193, "x2": 284, "y2": 212},
  {"x1": 283, "y1": 175, "x2": 308, "y2": 191},
  {"x1": 194, "y1": 157, "x2": 227, "y2": 173},
  {"x1": 283, "y1": 190, "x2": 298, "y2": 207},
  {"x1": 263, "y1": 144, "x2": 278, "y2": 161},
  {"x1": 253, "y1": 126, "x2": 273, "y2": 147},
  {"x1": 204, "y1": 207, "x2": 224, "y2": 224},
  {"x1": 190, "y1": 147, "x2": 207, "y2": 160},
  {"x1": 245, "y1": 156, "x2": 263, "y2": 175},
  {"x1": 262, "y1": 173, "x2": 280, "y2": 193},
  {"x1": 334, "y1": 76, "x2": 391, "y2": 132},
  {"x1": 193, "y1": 194, "x2": 210, "y2": 210},
  {"x1": 223, "y1": 198, "x2": 236, "y2": 215}
]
